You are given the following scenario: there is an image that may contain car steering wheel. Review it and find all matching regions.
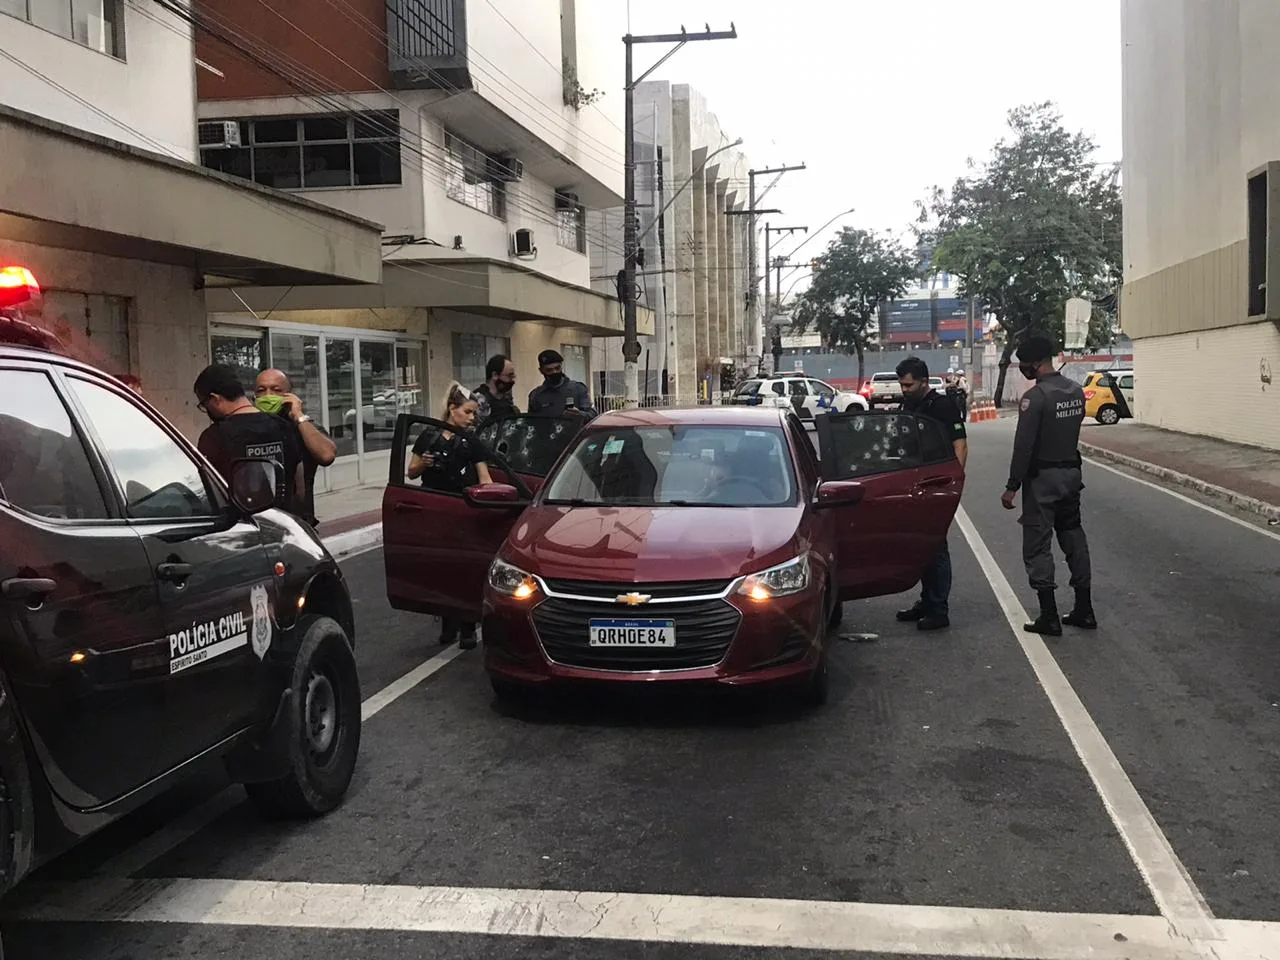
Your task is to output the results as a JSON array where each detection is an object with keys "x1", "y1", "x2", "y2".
[{"x1": 708, "y1": 476, "x2": 771, "y2": 502}]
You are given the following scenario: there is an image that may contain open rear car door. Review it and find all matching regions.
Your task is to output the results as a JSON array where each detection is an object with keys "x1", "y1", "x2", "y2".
[
  {"x1": 814, "y1": 411, "x2": 964, "y2": 600},
  {"x1": 383, "y1": 414, "x2": 582, "y2": 621}
]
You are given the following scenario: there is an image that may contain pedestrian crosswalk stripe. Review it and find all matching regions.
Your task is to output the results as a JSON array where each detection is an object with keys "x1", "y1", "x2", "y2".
[{"x1": 4, "y1": 876, "x2": 1274, "y2": 958}]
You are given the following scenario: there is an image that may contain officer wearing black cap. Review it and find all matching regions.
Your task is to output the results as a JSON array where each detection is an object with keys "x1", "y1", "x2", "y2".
[
  {"x1": 528, "y1": 348, "x2": 596, "y2": 418},
  {"x1": 1000, "y1": 332, "x2": 1096, "y2": 636}
]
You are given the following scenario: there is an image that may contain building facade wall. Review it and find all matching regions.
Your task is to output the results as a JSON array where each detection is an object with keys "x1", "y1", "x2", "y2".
[
  {"x1": 1, "y1": 238, "x2": 209, "y2": 438},
  {"x1": 2, "y1": 2, "x2": 197, "y2": 159},
  {"x1": 1121, "y1": 0, "x2": 1280, "y2": 447}
]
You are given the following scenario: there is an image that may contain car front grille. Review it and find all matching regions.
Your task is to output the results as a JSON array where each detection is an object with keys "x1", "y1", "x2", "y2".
[
  {"x1": 531, "y1": 596, "x2": 741, "y2": 671},
  {"x1": 541, "y1": 579, "x2": 732, "y2": 601}
]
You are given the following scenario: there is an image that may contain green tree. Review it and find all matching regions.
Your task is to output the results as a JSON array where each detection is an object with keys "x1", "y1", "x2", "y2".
[
  {"x1": 789, "y1": 227, "x2": 919, "y2": 383},
  {"x1": 916, "y1": 102, "x2": 1122, "y2": 404}
]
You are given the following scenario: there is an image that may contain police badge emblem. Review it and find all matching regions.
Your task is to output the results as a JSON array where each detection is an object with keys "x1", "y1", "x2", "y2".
[{"x1": 250, "y1": 584, "x2": 272, "y2": 659}]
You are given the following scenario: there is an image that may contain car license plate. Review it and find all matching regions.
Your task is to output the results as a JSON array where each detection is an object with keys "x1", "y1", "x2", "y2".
[{"x1": 588, "y1": 619, "x2": 676, "y2": 647}]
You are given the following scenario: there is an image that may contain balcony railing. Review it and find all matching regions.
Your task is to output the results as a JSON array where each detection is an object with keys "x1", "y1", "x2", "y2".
[{"x1": 386, "y1": 0, "x2": 471, "y2": 89}]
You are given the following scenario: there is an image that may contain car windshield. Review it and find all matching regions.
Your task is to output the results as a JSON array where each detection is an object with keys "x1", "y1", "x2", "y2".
[{"x1": 543, "y1": 424, "x2": 796, "y2": 507}]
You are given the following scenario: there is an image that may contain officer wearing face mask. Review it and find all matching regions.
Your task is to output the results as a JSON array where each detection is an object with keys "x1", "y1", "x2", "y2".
[
  {"x1": 1001, "y1": 333, "x2": 1096, "y2": 637},
  {"x1": 473, "y1": 354, "x2": 519, "y2": 427},
  {"x1": 527, "y1": 349, "x2": 597, "y2": 418}
]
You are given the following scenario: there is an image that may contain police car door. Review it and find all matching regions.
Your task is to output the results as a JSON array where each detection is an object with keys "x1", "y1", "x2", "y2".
[
  {"x1": 0, "y1": 365, "x2": 176, "y2": 806},
  {"x1": 63, "y1": 375, "x2": 267, "y2": 761},
  {"x1": 814, "y1": 411, "x2": 964, "y2": 599}
]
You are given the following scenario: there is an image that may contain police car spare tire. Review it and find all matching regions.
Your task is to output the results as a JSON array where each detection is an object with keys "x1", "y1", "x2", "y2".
[{"x1": 245, "y1": 615, "x2": 361, "y2": 819}]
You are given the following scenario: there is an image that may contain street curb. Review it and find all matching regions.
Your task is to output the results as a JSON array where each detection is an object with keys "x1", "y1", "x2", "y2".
[
  {"x1": 322, "y1": 523, "x2": 383, "y2": 559},
  {"x1": 1080, "y1": 442, "x2": 1280, "y2": 522}
]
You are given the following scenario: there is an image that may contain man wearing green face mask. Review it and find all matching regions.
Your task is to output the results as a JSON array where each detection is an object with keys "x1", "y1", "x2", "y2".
[{"x1": 527, "y1": 349, "x2": 596, "y2": 418}]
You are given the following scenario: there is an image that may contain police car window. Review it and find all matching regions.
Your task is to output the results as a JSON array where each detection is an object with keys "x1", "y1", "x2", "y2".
[
  {"x1": 68, "y1": 378, "x2": 215, "y2": 520},
  {"x1": 808, "y1": 380, "x2": 835, "y2": 398},
  {"x1": 787, "y1": 380, "x2": 808, "y2": 397},
  {"x1": 769, "y1": 381, "x2": 786, "y2": 396},
  {"x1": 1119, "y1": 375, "x2": 1134, "y2": 390},
  {"x1": 0, "y1": 369, "x2": 107, "y2": 520}
]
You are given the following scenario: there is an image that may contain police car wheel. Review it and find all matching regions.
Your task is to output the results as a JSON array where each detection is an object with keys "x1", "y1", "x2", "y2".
[
  {"x1": 244, "y1": 616, "x2": 361, "y2": 819},
  {"x1": 1097, "y1": 405, "x2": 1120, "y2": 425}
]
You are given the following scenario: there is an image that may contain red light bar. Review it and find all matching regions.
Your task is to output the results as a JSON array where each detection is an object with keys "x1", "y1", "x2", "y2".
[{"x1": 0, "y1": 265, "x2": 40, "y2": 310}]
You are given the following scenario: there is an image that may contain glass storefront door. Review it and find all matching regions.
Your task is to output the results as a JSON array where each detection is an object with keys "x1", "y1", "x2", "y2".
[
  {"x1": 208, "y1": 323, "x2": 427, "y2": 490},
  {"x1": 358, "y1": 340, "x2": 395, "y2": 454},
  {"x1": 325, "y1": 337, "x2": 356, "y2": 459}
]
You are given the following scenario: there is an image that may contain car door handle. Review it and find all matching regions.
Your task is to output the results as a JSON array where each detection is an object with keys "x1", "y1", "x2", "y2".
[
  {"x1": 915, "y1": 476, "x2": 954, "y2": 491},
  {"x1": 393, "y1": 502, "x2": 423, "y2": 513},
  {"x1": 1, "y1": 578, "x2": 56, "y2": 601},
  {"x1": 156, "y1": 562, "x2": 194, "y2": 582}
]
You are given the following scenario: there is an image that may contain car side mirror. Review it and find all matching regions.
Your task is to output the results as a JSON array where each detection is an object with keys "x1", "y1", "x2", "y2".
[
  {"x1": 813, "y1": 479, "x2": 865, "y2": 509},
  {"x1": 464, "y1": 482, "x2": 528, "y2": 508},
  {"x1": 228, "y1": 458, "x2": 281, "y2": 515}
]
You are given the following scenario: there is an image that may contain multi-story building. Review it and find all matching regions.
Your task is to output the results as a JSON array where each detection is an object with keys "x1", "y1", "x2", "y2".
[
  {"x1": 588, "y1": 81, "x2": 750, "y2": 404},
  {"x1": 192, "y1": 0, "x2": 652, "y2": 487},
  {"x1": 1121, "y1": 0, "x2": 1280, "y2": 449},
  {"x1": 0, "y1": 0, "x2": 382, "y2": 438}
]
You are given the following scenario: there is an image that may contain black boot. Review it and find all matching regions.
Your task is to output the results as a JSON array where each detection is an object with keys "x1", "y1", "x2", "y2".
[
  {"x1": 1024, "y1": 589, "x2": 1062, "y2": 636},
  {"x1": 1062, "y1": 588, "x2": 1098, "y2": 629},
  {"x1": 896, "y1": 602, "x2": 924, "y2": 622}
]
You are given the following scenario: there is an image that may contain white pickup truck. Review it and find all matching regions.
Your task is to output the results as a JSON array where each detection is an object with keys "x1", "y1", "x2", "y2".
[{"x1": 866, "y1": 372, "x2": 903, "y2": 408}]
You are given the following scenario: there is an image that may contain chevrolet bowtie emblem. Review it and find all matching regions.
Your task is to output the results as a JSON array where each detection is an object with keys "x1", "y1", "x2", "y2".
[{"x1": 616, "y1": 592, "x2": 652, "y2": 606}]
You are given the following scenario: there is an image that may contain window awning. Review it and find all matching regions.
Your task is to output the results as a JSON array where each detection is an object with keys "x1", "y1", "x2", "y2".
[
  {"x1": 203, "y1": 257, "x2": 654, "y2": 338},
  {"x1": 0, "y1": 105, "x2": 384, "y2": 286}
]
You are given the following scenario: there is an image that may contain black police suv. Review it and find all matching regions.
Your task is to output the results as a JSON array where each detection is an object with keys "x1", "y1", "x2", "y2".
[{"x1": 0, "y1": 320, "x2": 362, "y2": 899}]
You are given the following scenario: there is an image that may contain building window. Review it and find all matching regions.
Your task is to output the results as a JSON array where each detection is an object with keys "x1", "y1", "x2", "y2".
[
  {"x1": 560, "y1": 342, "x2": 588, "y2": 385},
  {"x1": 452, "y1": 332, "x2": 510, "y2": 389},
  {"x1": 444, "y1": 131, "x2": 507, "y2": 219},
  {"x1": 199, "y1": 111, "x2": 402, "y2": 191},
  {"x1": 555, "y1": 191, "x2": 586, "y2": 254},
  {"x1": 5, "y1": 0, "x2": 123, "y2": 57}
]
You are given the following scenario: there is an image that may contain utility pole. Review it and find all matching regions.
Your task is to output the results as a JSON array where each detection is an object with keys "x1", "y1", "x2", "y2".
[
  {"x1": 742, "y1": 164, "x2": 804, "y2": 378},
  {"x1": 764, "y1": 224, "x2": 806, "y2": 324},
  {"x1": 623, "y1": 24, "x2": 737, "y2": 408}
]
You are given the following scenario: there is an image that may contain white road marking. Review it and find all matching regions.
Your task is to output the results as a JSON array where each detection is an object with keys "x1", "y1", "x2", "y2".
[
  {"x1": 322, "y1": 523, "x2": 383, "y2": 559},
  {"x1": 1083, "y1": 456, "x2": 1280, "y2": 544},
  {"x1": 955, "y1": 507, "x2": 1220, "y2": 948},
  {"x1": 89, "y1": 643, "x2": 469, "y2": 879},
  {"x1": 6, "y1": 876, "x2": 1274, "y2": 958},
  {"x1": 361, "y1": 643, "x2": 468, "y2": 721}
]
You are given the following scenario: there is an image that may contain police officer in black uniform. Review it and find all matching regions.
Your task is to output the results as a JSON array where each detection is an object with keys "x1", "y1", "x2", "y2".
[
  {"x1": 895, "y1": 356, "x2": 967, "y2": 631},
  {"x1": 1000, "y1": 334, "x2": 1097, "y2": 636},
  {"x1": 527, "y1": 349, "x2": 596, "y2": 418}
]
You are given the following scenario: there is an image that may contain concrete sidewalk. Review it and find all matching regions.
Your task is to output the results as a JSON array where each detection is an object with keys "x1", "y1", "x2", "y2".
[
  {"x1": 1079, "y1": 422, "x2": 1280, "y2": 522},
  {"x1": 311, "y1": 483, "x2": 384, "y2": 558}
]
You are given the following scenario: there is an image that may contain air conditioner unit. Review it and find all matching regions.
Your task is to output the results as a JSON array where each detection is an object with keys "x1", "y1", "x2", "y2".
[
  {"x1": 512, "y1": 228, "x2": 536, "y2": 258},
  {"x1": 488, "y1": 155, "x2": 524, "y2": 182},
  {"x1": 198, "y1": 120, "x2": 242, "y2": 148}
]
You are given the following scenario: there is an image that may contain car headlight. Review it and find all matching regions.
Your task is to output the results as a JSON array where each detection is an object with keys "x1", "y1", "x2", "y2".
[
  {"x1": 737, "y1": 554, "x2": 811, "y2": 601},
  {"x1": 488, "y1": 559, "x2": 539, "y2": 601}
]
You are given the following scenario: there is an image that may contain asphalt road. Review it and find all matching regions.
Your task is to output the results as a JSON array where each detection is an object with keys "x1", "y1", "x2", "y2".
[{"x1": 3, "y1": 417, "x2": 1278, "y2": 959}]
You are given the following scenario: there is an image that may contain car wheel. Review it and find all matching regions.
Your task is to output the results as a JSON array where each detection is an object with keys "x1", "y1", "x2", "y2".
[
  {"x1": 1097, "y1": 404, "x2": 1120, "y2": 425},
  {"x1": 244, "y1": 615, "x2": 362, "y2": 819}
]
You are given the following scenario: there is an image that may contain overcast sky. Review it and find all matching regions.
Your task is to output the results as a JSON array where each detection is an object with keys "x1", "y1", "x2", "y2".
[{"x1": 628, "y1": 0, "x2": 1121, "y2": 279}]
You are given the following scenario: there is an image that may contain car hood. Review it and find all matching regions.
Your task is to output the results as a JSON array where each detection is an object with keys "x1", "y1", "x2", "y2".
[{"x1": 504, "y1": 504, "x2": 804, "y2": 583}]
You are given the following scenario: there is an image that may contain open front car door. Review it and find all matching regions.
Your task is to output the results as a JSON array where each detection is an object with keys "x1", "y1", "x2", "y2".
[
  {"x1": 382, "y1": 414, "x2": 582, "y2": 621},
  {"x1": 814, "y1": 411, "x2": 964, "y2": 600}
]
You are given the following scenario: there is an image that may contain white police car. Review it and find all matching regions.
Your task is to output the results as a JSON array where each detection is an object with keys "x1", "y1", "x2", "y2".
[{"x1": 729, "y1": 374, "x2": 869, "y2": 420}]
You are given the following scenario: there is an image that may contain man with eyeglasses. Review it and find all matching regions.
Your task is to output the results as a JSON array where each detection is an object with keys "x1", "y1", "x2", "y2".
[{"x1": 193, "y1": 364, "x2": 303, "y2": 513}]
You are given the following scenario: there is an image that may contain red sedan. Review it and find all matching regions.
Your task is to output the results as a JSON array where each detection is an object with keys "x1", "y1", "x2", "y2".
[{"x1": 383, "y1": 406, "x2": 962, "y2": 706}]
